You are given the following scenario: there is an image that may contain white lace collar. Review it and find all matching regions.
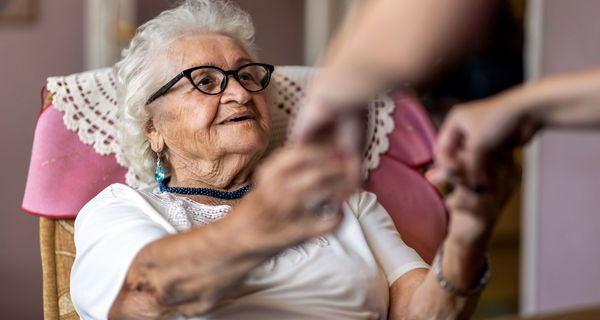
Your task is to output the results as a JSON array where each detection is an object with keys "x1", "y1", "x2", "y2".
[{"x1": 139, "y1": 186, "x2": 232, "y2": 232}]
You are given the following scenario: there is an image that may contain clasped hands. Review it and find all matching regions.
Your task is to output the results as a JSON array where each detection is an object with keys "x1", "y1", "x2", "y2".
[{"x1": 285, "y1": 96, "x2": 521, "y2": 248}]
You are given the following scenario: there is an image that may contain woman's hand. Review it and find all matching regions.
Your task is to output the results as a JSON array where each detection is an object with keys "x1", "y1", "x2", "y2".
[
  {"x1": 394, "y1": 155, "x2": 518, "y2": 320},
  {"x1": 241, "y1": 144, "x2": 357, "y2": 250},
  {"x1": 435, "y1": 94, "x2": 537, "y2": 190},
  {"x1": 444, "y1": 152, "x2": 519, "y2": 248}
]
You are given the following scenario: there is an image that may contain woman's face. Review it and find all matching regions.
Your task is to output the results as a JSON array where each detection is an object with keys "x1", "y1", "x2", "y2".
[{"x1": 148, "y1": 33, "x2": 271, "y2": 166}]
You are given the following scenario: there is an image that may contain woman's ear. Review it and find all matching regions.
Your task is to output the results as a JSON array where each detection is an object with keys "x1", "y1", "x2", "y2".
[{"x1": 145, "y1": 119, "x2": 165, "y2": 153}]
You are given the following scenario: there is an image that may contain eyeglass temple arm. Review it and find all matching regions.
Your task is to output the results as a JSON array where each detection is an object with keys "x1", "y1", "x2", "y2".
[{"x1": 146, "y1": 72, "x2": 186, "y2": 105}]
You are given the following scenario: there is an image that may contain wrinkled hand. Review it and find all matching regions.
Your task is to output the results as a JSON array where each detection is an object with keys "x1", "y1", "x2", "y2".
[
  {"x1": 443, "y1": 153, "x2": 520, "y2": 247},
  {"x1": 244, "y1": 144, "x2": 357, "y2": 249},
  {"x1": 435, "y1": 97, "x2": 537, "y2": 189}
]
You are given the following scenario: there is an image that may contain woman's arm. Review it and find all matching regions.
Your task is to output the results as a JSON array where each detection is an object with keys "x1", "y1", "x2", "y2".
[
  {"x1": 292, "y1": 0, "x2": 482, "y2": 185},
  {"x1": 108, "y1": 145, "x2": 354, "y2": 319},
  {"x1": 389, "y1": 238, "x2": 486, "y2": 319},
  {"x1": 315, "y1": 0, "x2": 479, "y2": 104},
  {"x1": 389, "y1": 155, "x2": 518, "y2": 319},
  {"x1": 108, "y1": 205, "x2": 276, "y2": 319}
]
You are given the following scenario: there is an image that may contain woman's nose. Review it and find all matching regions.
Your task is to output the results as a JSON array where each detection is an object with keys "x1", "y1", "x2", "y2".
[{"x1": 221, "y1": 75, "x2": 251, "y2": 104}]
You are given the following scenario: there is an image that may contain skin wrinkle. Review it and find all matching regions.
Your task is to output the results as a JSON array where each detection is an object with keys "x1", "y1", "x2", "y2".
[
  {"x1": 171, "y1": 151, "x2": 223, "y2": 186},
  {"x1": 146, "y1": 33, "x2": 271, "y2": 192},
  {"x1": 135, "y1": 236, "x2": 221, "y2": 309},
  {"x1": 168, "y1": 139, "x2": 263, "y2": 189}
]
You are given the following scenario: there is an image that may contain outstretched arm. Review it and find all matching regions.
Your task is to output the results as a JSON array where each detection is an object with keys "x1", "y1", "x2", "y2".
[
  {"x1": 294, "y1": 0, "x2": 480, "y2": 142},
  {"x1": 436, "y1": 67, "x2": 600, "y2": 188},
  {"x1": 292, "y1": 0, "x2": 482, "y2": 193}
]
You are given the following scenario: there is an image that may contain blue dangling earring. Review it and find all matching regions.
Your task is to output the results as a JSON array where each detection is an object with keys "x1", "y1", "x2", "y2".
[{"x1": 155, "y1": 152, "x2": 166, "y2": 183}]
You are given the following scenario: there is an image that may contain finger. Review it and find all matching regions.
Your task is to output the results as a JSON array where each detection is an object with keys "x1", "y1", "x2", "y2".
[
  {"x1": 486, "y1": 153, "x2": 519, "y2": 199},
  {"x1": 292, "y1": 161, "x2": 357, "y2": 210},
  {"x1": 435, "y1": 122, "x2": 465, "y2": 175},
  {"x1": 290, "y1": 161, "x2": 347, "y2": 194},
  {"x1": 162, "y1": 300, "x2": 208, "y2": 319},
  {"x1": 466, "y1": 149, "x2": 517, "y2": 193},
  {"x1": 336, "y1": 109, "x2": 366, "y2": 155},
  {"x1": 296, "y1": 187, "x2": 345, "y2": 233},
  {"x1": 309, "y1": 206, "x2": 345, "y2": 235},
  {"x1": 342, "y1": 153, "x2": 363, "y2": 191},
  {"x1": 462, "y1": 142, "x2": 491, "y2": 190},
  {"x1": 266, "y1": 145, "x2": 339, "y2": 174},
  {"x1": 445, "y1": 185, "x2": 484, "y2": 214},
  {"x1": 425, "y1": 167, "x2": 454, "y2": 195},
  {"x1": 290, "y1": 104, "x2": 336, "y2": 143}
]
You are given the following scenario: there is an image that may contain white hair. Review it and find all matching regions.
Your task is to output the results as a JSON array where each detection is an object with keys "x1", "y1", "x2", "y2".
[{"x1": 116, "y1": 0, "x2": 257, "y2": 180}]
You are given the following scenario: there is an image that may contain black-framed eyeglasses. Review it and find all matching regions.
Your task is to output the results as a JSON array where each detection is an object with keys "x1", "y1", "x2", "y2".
[{"x1": 146, "y1": 63, "x2": 275, "y2": 105}]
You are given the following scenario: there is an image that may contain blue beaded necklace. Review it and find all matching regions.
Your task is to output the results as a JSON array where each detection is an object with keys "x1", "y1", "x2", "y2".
[{"x1": 158, "y1": 177, "x2": 251, "y2": 200}]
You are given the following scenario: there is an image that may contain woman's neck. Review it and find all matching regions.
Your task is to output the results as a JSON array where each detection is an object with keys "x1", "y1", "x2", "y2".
[{"x1": 167, "y1": 153, "x2": 259, "y2": 191}]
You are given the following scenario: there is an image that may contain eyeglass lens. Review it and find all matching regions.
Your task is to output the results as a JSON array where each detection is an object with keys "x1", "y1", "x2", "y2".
[{"x1": 190, "y1": 64, "x2": 270, "y2": 94}]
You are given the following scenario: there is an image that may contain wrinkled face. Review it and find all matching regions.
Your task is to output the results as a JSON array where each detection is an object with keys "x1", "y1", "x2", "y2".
[{"x1": 147, "y1": 33, "x2": 271, "y2": 164}]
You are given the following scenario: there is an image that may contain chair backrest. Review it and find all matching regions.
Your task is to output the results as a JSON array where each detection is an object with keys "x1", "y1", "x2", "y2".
[{"x1": 23, "y1": 66, "x2": 446, "y2": 319}]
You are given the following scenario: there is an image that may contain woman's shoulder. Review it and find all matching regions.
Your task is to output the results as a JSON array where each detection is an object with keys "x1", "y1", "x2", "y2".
[
  {"x1": 83, "y1": 183, "x2": 157, "y2": 204},
  {"x1": 98, "y1": 182, "x2": 147, "y2": 197},
  {"x1": 345, "y1": 190, "x2": 380, "y2": 218},
  {"x1": 76, "y1": 183, "x2": 162, "y2": 226}
]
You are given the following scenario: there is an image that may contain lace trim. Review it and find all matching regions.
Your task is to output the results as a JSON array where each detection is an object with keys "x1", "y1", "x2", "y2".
[
  {"x1": 46, "y1": 68, "x2": 127, "y2": 167},
  {"x1": 140, "y1": 188, "x2": 232, "y2": 231},
  {"x1": 47, "y1": 66, "x2": 396, "y2": 186}
]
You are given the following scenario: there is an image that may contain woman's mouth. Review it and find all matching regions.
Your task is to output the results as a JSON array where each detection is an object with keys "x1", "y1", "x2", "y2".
[{"x1": 219, "y1": 112, "x2": 256, "y2": 125}]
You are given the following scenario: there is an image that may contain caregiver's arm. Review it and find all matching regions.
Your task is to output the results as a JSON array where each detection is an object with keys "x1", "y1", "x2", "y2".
[
  {"x1": 294, "y1": 0, "x2": 480, "y2": 141},
  {"x1": 436, "y1": 67, "x2": 600, "y2": 188},
  {"x1": 109, "y1": 146, "x2": 352, "y2": 319},
  {"x1": 320, "y1": 0, "x2": 478, "y2": 99}
]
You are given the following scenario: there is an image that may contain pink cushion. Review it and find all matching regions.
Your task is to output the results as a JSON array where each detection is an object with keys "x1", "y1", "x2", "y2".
[
  {"x1": 364, "y1": 92, "x2": 447, "y2": 263},
  {"x1": 21, "y1": 104, "x2": 126, "y2": 218},
  {"x1": 386, "y1": 92, "x2": 437, "y2": 168}
]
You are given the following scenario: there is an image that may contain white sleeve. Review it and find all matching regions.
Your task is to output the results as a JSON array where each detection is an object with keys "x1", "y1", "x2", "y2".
[
  {"x1": 351, "y1": 191, "x2": 430, "y2": 286},
  {"x1": 70, "y1": 184, "x2": 169, "y2": 320}
]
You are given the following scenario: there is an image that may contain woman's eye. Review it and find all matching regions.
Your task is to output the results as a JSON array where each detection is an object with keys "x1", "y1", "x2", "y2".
[
  {"x1": 239, "y1": 72, "x2": 257, "y2": 82},
  {"x1": 197, "y1": 77, "x2": 215, "y2": 87}
]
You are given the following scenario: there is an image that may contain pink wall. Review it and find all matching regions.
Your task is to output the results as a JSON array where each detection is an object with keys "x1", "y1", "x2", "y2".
[
  {"x1": 0, "y1": 0, "x2": 84, "y2": 318},
  {"x1": 526, "y1": 0, "x2": 600, "y2": 314}
]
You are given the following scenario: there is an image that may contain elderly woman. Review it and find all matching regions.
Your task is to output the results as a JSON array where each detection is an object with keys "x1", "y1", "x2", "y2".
[{"x1": 70, "y1": 1, "x2": 515, "y2": 319}]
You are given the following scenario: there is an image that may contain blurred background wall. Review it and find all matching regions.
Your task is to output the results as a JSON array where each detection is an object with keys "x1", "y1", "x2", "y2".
[
  {"x1": 0, "y1": 0, "x2": 84, "y2": 318},
  {"x1": 522, "y1": 0, "x2": 600, "y2": 315}
]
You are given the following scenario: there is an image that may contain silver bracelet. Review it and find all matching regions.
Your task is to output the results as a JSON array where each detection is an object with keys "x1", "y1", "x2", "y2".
[{"x1": 432, "y1": 246, "x2": 490, "y2": 296}]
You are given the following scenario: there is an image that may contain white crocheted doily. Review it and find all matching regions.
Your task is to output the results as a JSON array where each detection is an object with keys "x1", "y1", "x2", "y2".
[{"x1": 47, "y1": 66, "x2": 395, "y2": 188}]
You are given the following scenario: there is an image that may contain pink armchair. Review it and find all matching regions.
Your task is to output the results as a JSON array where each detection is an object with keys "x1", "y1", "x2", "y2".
[{"x1": 23, "y1": 66, "x2": 446, "y2": 320}]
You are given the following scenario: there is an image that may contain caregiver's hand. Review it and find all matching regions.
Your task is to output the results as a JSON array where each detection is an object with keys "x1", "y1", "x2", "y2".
[{"x1": 245, "y1": 144, "x2": 356, "y2": 248}]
